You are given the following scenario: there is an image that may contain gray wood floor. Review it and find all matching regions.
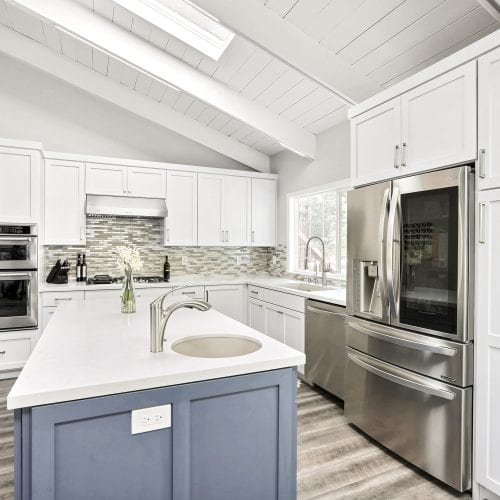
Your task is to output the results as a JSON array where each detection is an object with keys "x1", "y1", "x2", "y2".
[{"x1": 0, "y1": 378, "x2": 472, "y2": 499}]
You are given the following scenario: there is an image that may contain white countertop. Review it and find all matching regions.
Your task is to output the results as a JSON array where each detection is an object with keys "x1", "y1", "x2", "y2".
[
  {"x1": 40, "y1": 275, "x2": 347, "y2": 307},
  {"x1": 8, "y1": 297, "x2": 305, "y2": 410}
]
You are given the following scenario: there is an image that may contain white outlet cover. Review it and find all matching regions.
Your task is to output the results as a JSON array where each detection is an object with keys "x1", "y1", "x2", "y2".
[{"x1": 131, "y1": 404, "x2": 171, "y2": 434}]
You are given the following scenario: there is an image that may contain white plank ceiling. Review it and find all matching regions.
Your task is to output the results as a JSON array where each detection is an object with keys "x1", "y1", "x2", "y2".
[{"x1": 260, "y1": 0, "x2": 500, "y2": 88}]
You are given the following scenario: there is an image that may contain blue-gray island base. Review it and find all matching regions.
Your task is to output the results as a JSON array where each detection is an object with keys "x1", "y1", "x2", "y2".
[{"x1": 14, "y1": 367, "x2": 297, "y2": 500}]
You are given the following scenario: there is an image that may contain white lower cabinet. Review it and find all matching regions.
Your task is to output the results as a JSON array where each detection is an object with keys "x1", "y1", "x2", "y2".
[
  {"x1": 41, "y1": 291, "x2": 85, "y2": 332},
  {"x1": 205, "y1": 285, "x2": 246, "y2": 323},
  {"x1": 248, "y1": 298, "x2": 265, "y2": 333},
  {"x1": 0, "y1": 331, "x2": 32, "y2": 373},
  {"x1": 476, "y1": 189, "x2": 500, "y2": 496}
]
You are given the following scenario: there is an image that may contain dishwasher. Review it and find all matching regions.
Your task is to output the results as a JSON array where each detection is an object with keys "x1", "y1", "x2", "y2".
[{"x1": 305, "y1": 299, "x2": 347, "y2": 399}]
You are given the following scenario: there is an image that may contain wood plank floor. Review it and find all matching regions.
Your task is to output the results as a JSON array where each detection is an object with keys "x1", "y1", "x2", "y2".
[{"x1": 0, "y1": 378, "x2": 472, "y2": 499}]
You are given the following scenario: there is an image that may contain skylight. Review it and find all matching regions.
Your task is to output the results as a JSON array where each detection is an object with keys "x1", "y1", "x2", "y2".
[{"x1": 112, "y1": 0, "x2": 235, "y2": 61}]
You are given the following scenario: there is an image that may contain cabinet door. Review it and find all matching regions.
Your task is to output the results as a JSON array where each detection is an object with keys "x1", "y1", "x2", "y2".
[
  {"x1": 264, "y1": 304, "x2": 285, "y2": 343},
  {"x1": 475, "y1": 189, "x2": 500, "y2": 496},
  {"x1": 86, "y1": 163, "x2": 128, "y2": 196},
  {"x1": 0, "y1": 148, "x2": 38, "y2": 223},
  {"x1": 351, "y1": 97, "x2": 401, "y2": 186},
  {"x1": 248, "y1": 298, "x2": 265, "y2": 333},
  {"x1": 198, "y1": 174, "x2": 225, "y2": 246},
  {"x1": 478, "y1": 47, "x2": 500, "y2": 190},
  {"x1": 128, "y1": 167, "x2": 166, "y2": 198},
  {"x1": 283, "y1": 309, "x2": 305, "y2": 375},
  {"x1": 401, "y1": 62, "x2": 476, "y2": 175},
  {"x1": 205, "y1": 285, "x2": 245, "y2": 323},
  {"x1": 44, "y1": 160, "x2": 86, "y2": 245},
  {"x1": 251, "y1": 178, "x2": 276, "y2": 247},
  {"x1": 165, "y1": 171, "x2": 197, "y2": 246},
  {"x1": 225, "y1": 176, "x2": 251, "y2": 246}
]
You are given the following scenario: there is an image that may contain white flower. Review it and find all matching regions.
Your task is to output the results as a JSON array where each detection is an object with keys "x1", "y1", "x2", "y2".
[{"x1": 116, "y1": 246, "x2": 143, "y2": 274}]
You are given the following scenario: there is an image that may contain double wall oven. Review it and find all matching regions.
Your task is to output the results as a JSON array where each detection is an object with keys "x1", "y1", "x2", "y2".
[
  {"x1": 346, "y1": 165, "x2": 473, "y2": 492},
  {"x1": 0, "y1": 225, "x2": 38, "y2": 330}
]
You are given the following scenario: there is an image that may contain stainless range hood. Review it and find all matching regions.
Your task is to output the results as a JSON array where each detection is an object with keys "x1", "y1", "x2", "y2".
[{"x1": 86, "y1": 195, "x2": 168, "y2": 218}]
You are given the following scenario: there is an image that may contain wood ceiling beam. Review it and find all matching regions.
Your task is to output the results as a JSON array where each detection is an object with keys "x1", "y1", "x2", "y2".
[
  {"x1": 0, "y1": 24, "x2": 271, "y2": 172},
  {"x1": 192, "y1": 0, "x2": 382, "y2": 104},
  {"x1": 8, "y1": 0, "x2": 316, "y2": 159}
]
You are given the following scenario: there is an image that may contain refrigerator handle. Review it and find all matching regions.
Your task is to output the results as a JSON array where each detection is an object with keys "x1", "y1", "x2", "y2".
[
  {"x1": 387, "y1": 186, "x2": 401, "y2": 318},
  {"x1": 378, "y1": 188, "x2": 390, "y2": 307}
]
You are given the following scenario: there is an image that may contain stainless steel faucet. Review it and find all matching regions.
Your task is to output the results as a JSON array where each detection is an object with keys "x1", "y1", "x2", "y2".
[
  {"x1": 304, "y1": 236, "x2": 328, "y2": 286},
  {"x1": 150, "y1": 295, "x2": 211, "y2": 353}
]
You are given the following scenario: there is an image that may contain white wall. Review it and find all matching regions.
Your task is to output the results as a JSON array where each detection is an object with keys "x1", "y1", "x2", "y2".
[
  {"x1": 0, "y1": 54, "x2": 251, "y2": 171},
  {"x1": 270, "y1": 120, "x2": 350, "y2": 244}
]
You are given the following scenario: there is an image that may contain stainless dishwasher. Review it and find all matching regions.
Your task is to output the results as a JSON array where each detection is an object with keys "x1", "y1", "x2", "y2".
[{"x1": 305, "y1": 299, "x2": 347, "y2": 399}]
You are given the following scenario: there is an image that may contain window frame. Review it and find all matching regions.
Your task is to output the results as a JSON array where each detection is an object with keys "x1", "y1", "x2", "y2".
[{"x1": 287, "y1": 179, "x2": 350, "y2": 280}]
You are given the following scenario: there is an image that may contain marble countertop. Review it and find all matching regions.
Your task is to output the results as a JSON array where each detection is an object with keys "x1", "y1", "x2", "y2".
[
  {"x1": 7, "y1": 297, "x2": 305, "y2": 410},
  {"x1": 40, "y1": 275, "x2": 347, "y2": 307}
]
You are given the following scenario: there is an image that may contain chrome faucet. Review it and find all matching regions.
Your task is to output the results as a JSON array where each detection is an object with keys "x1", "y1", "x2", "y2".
[
  {"x1": 150, "y1": 295, "x2": 211, "y2": 353},
  {"x1": 304, "y1": 236, "x2": 328, "y2": 287}
]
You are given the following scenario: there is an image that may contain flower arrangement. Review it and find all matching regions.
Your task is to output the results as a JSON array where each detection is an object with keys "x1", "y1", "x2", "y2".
[{"x1": 117, "y1": 246, "x2": 143, "y2": 313}]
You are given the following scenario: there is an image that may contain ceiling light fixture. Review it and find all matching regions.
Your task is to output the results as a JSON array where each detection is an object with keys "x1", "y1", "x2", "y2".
[
  {"x1": 112, "y1": 0, "x2": 235, "y2": 61},
  {"x1": 54, "y1": 25, "x2": 181, "y2": 92}
]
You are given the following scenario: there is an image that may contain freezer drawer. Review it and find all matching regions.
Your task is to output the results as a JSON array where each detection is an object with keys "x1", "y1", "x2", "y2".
[
  {"x1": 345, "y1": 347, "x2": 472, "y2": 492},
  {"x1": 305, "y1": 300, "x2": 346, "y2": 399},
  {"x1": 347, "y1": 317, "x2": 473, "y2": 387}
]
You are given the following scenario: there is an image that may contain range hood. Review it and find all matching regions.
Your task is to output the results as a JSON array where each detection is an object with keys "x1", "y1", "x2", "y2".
[{"x1": 86, "y1": 195, "x2": 168, "y2": 218}]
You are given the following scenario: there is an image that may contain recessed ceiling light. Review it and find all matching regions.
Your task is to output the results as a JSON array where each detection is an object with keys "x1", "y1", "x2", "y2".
[{"x1": 112, "y1": 0, "x2": 235, "y2": 61}]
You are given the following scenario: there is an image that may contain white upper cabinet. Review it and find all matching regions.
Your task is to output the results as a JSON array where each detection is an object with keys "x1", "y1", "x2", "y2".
[
  {"x1": 478, "y1": 47, "x2": 500, "y2": 190},
  {"x1": 44, "y1": 160, "x2": 85, "y2": 245},
  {"x1": 401, "y1": 62, "x2": 476, "y2": 175},
  {"x1": 251, "y1": 178, "x2": 277, "y2": 247},
  {"x1": 0, "y1": 147, "x2": 39, "y2": 223},
  {"x1": 128, "y1": 167, "x2": 166, "y2": 198},
  {"x1": 198, "y1": 173, "x2": 225, "y2": 246},
  {"x1": 351, "y1": 98, "x2": 401, "y2": 186},
  {"x1": 86, "y1": 163, "x2": 166, "y2": 198},
  {"x1": 475, "y1": 189, "x2": 500, "y2": 497},
  {"x1": 225, "y1": 176, "x2": 251, "y2": 246},
  {"x1": 165, "y1": 171, "x2": 197, "y2": 246},
  {"x1": 351, "y1": 62, "x2": 477, "y2": 186},
  {"x1": 86, "y1": 163, "x2": 127, "y2": 196}
]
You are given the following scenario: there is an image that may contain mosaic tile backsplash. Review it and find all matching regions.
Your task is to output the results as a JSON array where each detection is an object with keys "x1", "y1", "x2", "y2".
[{"x1": 43, "y1": 216, "x2": 287, "y2": 279}]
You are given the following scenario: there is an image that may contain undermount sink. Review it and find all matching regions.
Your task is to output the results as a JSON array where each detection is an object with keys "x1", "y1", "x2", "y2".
[
  {"x1": 171, "y1": 335, "x2": 262, "y2": 358},
  {"x1": 280, "y1": 283, "x2": 336, "y2": 292}
]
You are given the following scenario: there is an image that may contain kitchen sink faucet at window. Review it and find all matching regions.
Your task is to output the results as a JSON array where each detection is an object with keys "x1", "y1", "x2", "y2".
[{"x1": 304, "y1": 236, "x2": 327, "y2": 286}]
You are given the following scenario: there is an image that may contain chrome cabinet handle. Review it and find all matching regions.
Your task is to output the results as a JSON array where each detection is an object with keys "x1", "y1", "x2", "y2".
[
  {"x1": 55, "y1": 297, "x2": 73, "y2": 302},
  {"x1": 393, "y1": 145, "x2": 400, "y2": 169},
  {"x1": 181, "y1": 291, "x2": 196, "y2": 295},
  {"x1": 251, "y1": 230, "x2": 255, "y2": 243},
  {"x1": 250, "y1": 290, "x2": 258, "y2": 295},
  {"x1": 128, "y1": 189, "x2": 132, "y2": 194},
  {"x1": 479, "y1": 148, "x2": 486, "y2": 179},
  {"x1": 0, "y1": 351, "x2": 6, "y2": 355},
  {"x1": 401, "y1": 143, "x2": 407, "y2": 167},
  {"x1": 123, "y1": 188, "x2": 127, "y2": 193},
  {"x1": 348, "y1": 321, "x2": 456, "y2": 356},
  {"x1": 166, "y1": 228, "x2": 170, "y2": 242},
  {"x1": 306, "y1": 305, "x2": 346, "y2": 317},
  {"x1": 479, "y1": 202, "x2": 486, "y2": 244},
  {"x1": 347, "y1": 351, "x2": 455, "y2": 400},
  {"x1": 225, "y1": 231, "x2": 229, "y2": 242}
]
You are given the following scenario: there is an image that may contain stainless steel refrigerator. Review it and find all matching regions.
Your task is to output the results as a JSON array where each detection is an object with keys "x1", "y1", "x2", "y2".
[{"x1": 345, "y1": 165, "x2": 474, "y2": 492}]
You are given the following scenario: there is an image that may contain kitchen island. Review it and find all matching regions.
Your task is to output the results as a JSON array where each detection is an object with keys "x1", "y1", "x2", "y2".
[{"x1": 8, "y1": 297, "x2": 305, "y2": 500}]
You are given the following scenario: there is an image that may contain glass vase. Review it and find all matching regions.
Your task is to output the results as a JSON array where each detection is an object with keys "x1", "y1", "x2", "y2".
[{"x1": 121, "y1": 270, "x2": 136, "y2": 313}]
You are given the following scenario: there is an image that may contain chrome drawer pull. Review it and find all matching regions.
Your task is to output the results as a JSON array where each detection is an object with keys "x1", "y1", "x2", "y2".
[
  {"x1": 479, "y1": 203, "x2": 486, "y2": 244},
  {"x1": 250, "y1": 290, "x2": 258, "y2": 295},
  {"x1": 0, "y1": 351, "x2": 6, "y2": 355},
  {"x1": 181, "y1": 291, "x2": 196, "y2": 295},
  {"x1": 55, "y1": 297, "x2": 73, "y2": 302},
  {"x1": 479, "y1": 148, "x2": 486, "y2": 178},
  {"x1": 347, "y1": 352, "x2": 455, "y2": 401},
  {"x1": 393, "y1": 145, "x2": 400, "y2": 169},
  {"x1": 348, "y1": 321, "x2": 456, "y2": 357}
]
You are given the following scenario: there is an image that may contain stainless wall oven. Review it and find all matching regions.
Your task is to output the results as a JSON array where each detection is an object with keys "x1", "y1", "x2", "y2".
[
  {"x1": 345, "y1": 165, "x2": 474, "y2": 492},
  {"x1": 0, "y1": 225, "x2": 38, "y2": 330}
]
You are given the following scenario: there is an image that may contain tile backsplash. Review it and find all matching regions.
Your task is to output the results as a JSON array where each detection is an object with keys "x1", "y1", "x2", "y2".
[{"x1": 43, "y1": 216, "x2": 287, "y2": 279}]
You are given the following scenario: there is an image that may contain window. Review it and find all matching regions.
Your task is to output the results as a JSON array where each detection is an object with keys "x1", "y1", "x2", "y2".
[{"x1": 288, "y1": 181, "x2": 349, "y2": 278}]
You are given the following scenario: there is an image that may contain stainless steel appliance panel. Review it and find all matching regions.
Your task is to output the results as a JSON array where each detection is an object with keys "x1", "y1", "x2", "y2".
[
  {"x1": 345, "y1": 347, "x2": 472, "y2": 492},
  {"x1": 0, "y1": 270, "x2": 38, "y2": 329},
  {"x1": 347, "y1": 317, "x2": 473, "y2": 387},
  {"x1": 305, "y1": 300, "x2": 347, "y2": 399},
  {"x1": 389, "y1": 166, "x2": 474, "y2": 342},
  {"x1": 347, "y1": 181, "x2": 391, "y2": 324},
  {"x1": 0, "y1": 234, "x2": 37, "y2": 270}
]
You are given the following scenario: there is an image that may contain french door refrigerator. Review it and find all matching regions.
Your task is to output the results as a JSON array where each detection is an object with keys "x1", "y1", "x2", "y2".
[{"x1": 345, "y1": 165, "x2": 474, "y2": 492}]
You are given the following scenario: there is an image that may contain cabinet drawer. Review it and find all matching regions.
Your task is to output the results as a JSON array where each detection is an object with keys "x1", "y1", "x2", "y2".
[
  {"x1": 248, "y1": 286, "x2": 304, "y2": 313},
  {"x1": 0, "y1": 335, "x2": 31, "y2": 371},
  {"x1": 42, "y1": 291, "x2": 85, "y2": 307},
  {"x1": 171, "y1": 286, "x2": 205, "y2": 300}
]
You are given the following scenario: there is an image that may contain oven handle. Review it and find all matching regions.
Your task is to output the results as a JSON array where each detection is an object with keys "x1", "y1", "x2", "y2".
[
  {"x1": 347, "y1": 351, "x2": 456, "y2": 400},
  {"x1": 348, "y1": 321, "x2": 457, "y2": 357},
  {"x1": 0, "y1": 272, "x2": 32, "y2": 279},
  {"x1": 0, "y1": 237, "x2": 34, "y2": 242}
]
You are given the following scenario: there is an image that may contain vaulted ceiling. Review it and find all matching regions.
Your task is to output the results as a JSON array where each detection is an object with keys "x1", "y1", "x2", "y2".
[{"x1": 0, "y1": 0, "x2": 498, "y2": 171}]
